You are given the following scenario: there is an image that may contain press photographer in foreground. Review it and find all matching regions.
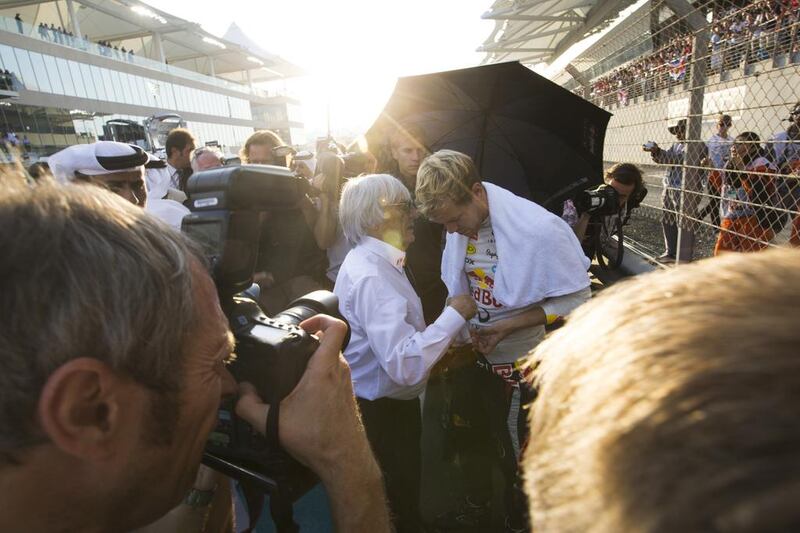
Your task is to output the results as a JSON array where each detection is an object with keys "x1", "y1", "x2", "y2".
[{"x1": 0, "y1": 175, "x2": 390, "y2": 533}]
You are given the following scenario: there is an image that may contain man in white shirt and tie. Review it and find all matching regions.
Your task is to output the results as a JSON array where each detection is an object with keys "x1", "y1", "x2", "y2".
[
  {"x1": 334, "y1": 173, "x2": 476, "y2": 533},
  {"x1": 164, "y1": 128, "x2": 196, "y2": 190}
]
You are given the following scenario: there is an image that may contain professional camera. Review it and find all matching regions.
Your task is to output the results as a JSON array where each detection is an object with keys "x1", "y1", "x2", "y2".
[
  {"x1": 573, "y1": 183, "x2": 622, "y2": 217},
  {"x1": 574, "y1": 181, "x2": 648, "y2": 218},
  {"x1": 181, "y1": 165, "x2": 349, "y2": 503},
  {"x1": 316, "y1": 136, "x2": 375, "y2": 178}
]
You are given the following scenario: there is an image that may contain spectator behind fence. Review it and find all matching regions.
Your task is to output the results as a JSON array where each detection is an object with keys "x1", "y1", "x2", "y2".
[
  {"x1": 334, "y1": 173, "x2": 477, "y2": 533},
  {"x1": 416, "y1": 150, "x2": 591, "y2": 531},
  {"x1": 700, "y1": 114, "x2": 734, "y2": 227},
  {"x1": 767, "y1": 102, "x2": 800, "y2": 173},
  {"x1": 715, "y1": 131, "x2": 779, "y2": 255},
  {"x1": 523, "y1": 247, "x2": 800, "y2": 533},
  {"x1": 0, "y1": 174, "x2": 390, "y2": 533},
  {"x1": 644, "y1": 118, "x2": 689, "y2": 263}
]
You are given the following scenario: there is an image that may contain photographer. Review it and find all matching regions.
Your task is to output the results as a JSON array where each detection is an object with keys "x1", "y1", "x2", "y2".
[
  {"x1": 312, "y1": 138, "x2": 377, "y2": 284},
  {"x1": 240, "y1": 130, "x2": 329, "y2": 314},
  {"x1": 563, "y1": 162, "x2": 646, "y2": 245},
  {"x1": 0, "y1": 176, "x2": 390, "y2": 532}
]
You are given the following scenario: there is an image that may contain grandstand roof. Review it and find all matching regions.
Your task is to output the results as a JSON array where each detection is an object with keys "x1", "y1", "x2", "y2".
[
  {"x1": 0, "y1": 0, "x2": 303, "y2": 83},
  {"x1": 479, "y1": 0, "x2": 639, "y2": 69}
]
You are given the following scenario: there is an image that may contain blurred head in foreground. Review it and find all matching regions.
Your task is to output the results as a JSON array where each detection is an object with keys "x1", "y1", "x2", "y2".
[{"x1": 524, "y1": 248, "x2": 800, "y2": 533}]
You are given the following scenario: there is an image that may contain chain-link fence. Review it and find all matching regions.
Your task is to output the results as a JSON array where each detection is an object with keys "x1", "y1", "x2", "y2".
[{"x1": 568, "y1": 0, "x2": 800, "y2": 263}]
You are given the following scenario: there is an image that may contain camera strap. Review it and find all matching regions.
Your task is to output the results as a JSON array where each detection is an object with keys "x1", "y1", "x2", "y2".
[
  {"x1": 241, "y1": 399, "x2": 299, "y2": 533},
  {"x1": 266, "y1": 396, "x2": 281, "y2": 451}
]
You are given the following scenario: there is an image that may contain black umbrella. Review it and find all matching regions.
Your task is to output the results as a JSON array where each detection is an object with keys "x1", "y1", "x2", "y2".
[{"x1": 365, "y1": 61, "x2": 612, "y2": 209}]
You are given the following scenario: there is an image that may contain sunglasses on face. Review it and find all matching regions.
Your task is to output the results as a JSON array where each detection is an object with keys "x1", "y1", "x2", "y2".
[{"x1": 383, "y1": 199, "x2": 416, "y2": 214}]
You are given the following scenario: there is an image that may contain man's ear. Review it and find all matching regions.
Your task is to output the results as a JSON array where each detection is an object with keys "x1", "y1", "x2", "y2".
[
  {"x1": 471, "y1": 182, "x2": 487, "y2": 201},
  {"x1": 37, "y1": 358, "x2": 130, "y2": 461}
]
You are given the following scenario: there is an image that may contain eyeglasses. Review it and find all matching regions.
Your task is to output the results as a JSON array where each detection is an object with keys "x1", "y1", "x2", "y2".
[{"x1": 383, "y1": 199, "x2": 416, "y2": 214}]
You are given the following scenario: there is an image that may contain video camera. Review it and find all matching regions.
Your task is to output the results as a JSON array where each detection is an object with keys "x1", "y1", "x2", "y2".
[{"x1": 181, "y1": 164, "x2": 349, "y2": 501}]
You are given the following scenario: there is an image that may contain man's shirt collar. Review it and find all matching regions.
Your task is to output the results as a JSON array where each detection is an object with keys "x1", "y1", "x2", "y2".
[{"x1": 361, "y1": 236, "x2": 406, "y2": 272}]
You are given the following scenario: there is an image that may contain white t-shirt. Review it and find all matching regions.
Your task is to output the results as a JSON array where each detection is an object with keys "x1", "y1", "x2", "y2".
[
  {"x1": 464, "y1": 216, "x2": 592, "y2": 366},
  {"x1": 464, "y1": 217, "x2": 531, "y2": 328}
]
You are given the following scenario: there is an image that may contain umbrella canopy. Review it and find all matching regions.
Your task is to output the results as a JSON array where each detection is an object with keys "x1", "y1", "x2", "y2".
[{"x1": 365, "y1": 61, "x2": 612, "y2": 209}]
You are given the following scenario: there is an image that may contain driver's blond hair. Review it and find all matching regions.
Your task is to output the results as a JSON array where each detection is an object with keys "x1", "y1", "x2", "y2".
[{"x1": 415, "y1": 149, "x2": 481, "y2": 217}]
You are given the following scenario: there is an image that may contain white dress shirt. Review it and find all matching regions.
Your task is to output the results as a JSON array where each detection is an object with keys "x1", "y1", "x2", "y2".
[
  {"x1": 166, "y1": 162, "x2": 182, "y2": 189},
  {"x1": 334, "y1": 236, "x2": 466, "y2": 400}
]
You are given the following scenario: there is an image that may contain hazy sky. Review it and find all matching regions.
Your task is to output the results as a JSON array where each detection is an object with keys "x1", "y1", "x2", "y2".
[{"x1": 148, "y1": 0, "x2": 494, "y2": 137}]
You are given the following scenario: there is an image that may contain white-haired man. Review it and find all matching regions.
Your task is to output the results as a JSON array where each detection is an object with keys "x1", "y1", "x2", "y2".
[
  {"x1": 334, "y1": 173, "x2": 477, "y2": 533},
  {"x1": 191, "y1": 146, "x2": 224, "y2": 173},
  {"x1": 416, "y1": 150, "x2": 591, "y2": 532}
]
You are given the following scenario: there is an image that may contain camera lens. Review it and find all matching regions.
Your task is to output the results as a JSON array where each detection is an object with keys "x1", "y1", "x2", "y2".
[{"x1": 271, "y1": 290, "x2": 350, "y2": 349}]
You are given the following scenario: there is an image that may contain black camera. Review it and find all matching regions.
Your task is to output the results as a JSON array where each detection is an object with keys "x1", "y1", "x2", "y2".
[
  {"x1": 181, "y1": 164, "x2": 349, "y2": 500},
  {"x1": 574, "y1": 182, "x2": 648, "y2": 218},
  {"x1": 574, "y1": 183, "x2": 622, "y2": 217},
  {"x1": 315, "y1": 136, "x2": 374, "y2": 180}
]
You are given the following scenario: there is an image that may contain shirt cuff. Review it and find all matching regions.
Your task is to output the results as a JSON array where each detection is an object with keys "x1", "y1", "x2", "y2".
[{"x1": 436, "y1": 305, "x2": 468, "y2": 336}]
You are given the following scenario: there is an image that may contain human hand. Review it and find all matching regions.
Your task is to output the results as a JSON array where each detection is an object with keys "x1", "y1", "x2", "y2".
[
  {"x1": 449, "y1": 294, "x2": 477, "y2": 320},
  {"x1": 293, "y1": 160, "x2": 314, "y2": 179},
  {"x1": 470, "y1": 321, "x2": 512, "y2": 355},
  {"x1": 235, "y1": 315, "x2": 366, "y2": 476}
]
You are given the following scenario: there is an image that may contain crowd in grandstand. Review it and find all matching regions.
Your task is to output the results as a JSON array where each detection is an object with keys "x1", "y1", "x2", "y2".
[
  {"x1": 590, "y1": 1, "x2": 800, "y2": 106},
  {"x1": 29, "y1": 17, "x2": 136, "y2": 62}
]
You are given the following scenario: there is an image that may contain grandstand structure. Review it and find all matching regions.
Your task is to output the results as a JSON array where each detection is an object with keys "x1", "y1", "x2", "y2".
[
  {"x1": 0, "y1": 0, "x2": 305, "y2": 160},
  {"x1": 481, "y1": 0, "x2": 800, "y2": 264}
]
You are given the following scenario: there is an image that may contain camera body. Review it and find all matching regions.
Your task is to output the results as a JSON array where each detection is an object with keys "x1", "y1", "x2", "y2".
[
  {"x1": 182, "y1": 164, "x2": 348, "y2": 497},
  {"x1": 574, "y1": 183, "x2": 622, "y2": 217}
]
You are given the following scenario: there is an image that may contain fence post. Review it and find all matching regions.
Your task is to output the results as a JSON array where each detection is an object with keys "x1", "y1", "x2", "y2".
[
  {"x1": 665, "y1": 0, "x2": 709, "y2": 263},
  {"x1": 565, "y1": 63, "x2": 592, "y2": 100}
]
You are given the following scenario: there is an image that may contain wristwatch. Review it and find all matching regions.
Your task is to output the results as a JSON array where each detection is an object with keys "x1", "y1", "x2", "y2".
[{"x1": 182, "y1": 485, "x2": 217, "y2": 508}]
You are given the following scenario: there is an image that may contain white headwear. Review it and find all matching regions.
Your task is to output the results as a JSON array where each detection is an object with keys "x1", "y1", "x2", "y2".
[
  {"x1": 48, "y1": 141, "x2": 148, "y2": 183},
  {"x1": 145, "y1": 152, "x2": 171, "y2": 200}
]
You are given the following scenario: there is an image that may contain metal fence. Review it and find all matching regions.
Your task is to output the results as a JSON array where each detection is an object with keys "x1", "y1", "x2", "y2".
[{"x1": 572, "y1": 0, "x2": 800, "y2": 263}]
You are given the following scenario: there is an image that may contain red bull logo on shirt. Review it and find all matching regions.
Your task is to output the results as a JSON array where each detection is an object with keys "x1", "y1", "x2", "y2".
[{"x1": 467, "y1": 268, "x2": 502, "y2": 308}]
